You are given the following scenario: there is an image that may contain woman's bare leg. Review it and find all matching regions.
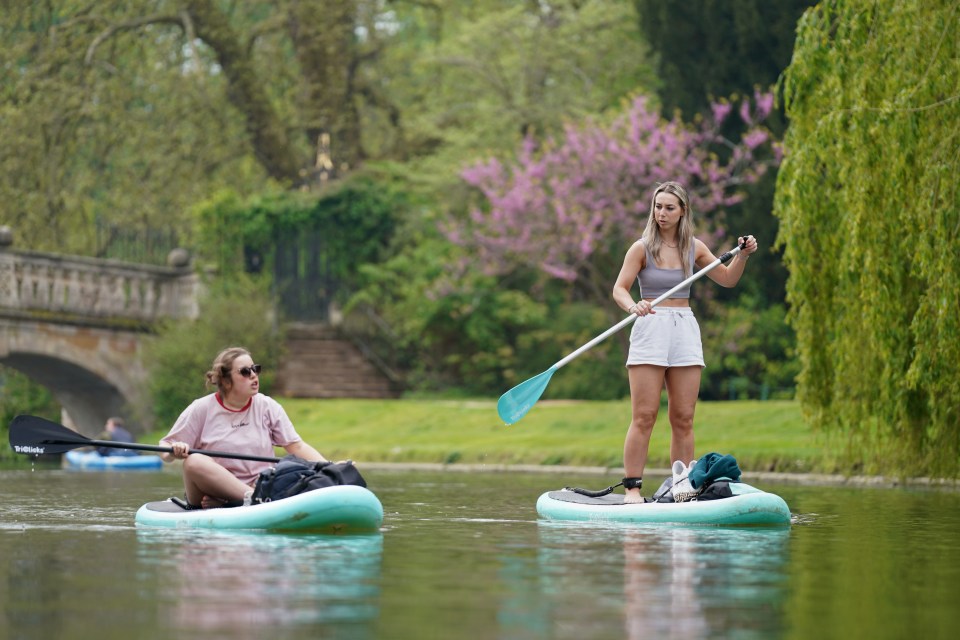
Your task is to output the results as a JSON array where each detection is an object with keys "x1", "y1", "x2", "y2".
[
  {"x1": 623, "y1": 364, "x2": 666, "y2": 503},
  {"x1": 663, "y1": 366, "x2": 702, "y2": 466},
  {"x1": 182, "y1": 455, "x2": 251, "y2": 507}
]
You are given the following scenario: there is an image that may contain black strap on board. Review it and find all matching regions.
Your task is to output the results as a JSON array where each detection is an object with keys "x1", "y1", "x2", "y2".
[{"x1": 565, "y1": 477, "x2": 641, "y2": 498}]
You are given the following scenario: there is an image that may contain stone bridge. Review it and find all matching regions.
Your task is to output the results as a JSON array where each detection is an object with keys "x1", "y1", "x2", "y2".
[{"x1": 0, "y1": 244, "x2": 199, "y2": 437}]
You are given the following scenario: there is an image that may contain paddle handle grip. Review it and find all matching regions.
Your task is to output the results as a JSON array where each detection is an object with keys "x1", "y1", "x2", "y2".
[{"x1": 553, "y1": 243, "x2": 744, "y2": 371}]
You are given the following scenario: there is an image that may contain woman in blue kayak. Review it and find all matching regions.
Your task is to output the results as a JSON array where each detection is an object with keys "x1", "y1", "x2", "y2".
[
  {"x1": 612, "y1": 181, "x2": 757, "y2": 503},
  {"x1": 160, "y1": 347, "x2": 327, "y2": 509}
]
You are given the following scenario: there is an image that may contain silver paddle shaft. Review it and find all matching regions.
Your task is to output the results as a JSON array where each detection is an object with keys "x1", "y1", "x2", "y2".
[{"x1": 553, "y1": 245, "x2": 742, "y2": 370}]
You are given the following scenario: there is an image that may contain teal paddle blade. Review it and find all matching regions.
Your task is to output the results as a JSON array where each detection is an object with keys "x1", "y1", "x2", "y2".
[{"x1": 497, "y1": 366, "x2": 557, "y2": 425}]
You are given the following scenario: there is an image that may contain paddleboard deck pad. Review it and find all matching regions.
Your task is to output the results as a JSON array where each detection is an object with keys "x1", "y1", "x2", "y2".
[
  {"x1": 135, "y1": 485, "x2": 384, "y2": 533},
  {"x1": 537, "y1": 482, "x2": 790, "y2": 526}
]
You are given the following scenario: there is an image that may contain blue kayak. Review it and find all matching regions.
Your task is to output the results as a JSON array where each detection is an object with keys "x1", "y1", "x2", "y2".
[
  {"x1": 536, "y1": 481, "x2": 791, "y2": 526},
  {"x1": 65, "y1": 450, "x2": 163, "y2": 471},
  {"x1": 135, "y1": 485, "x2": 384, "y2": 534}
]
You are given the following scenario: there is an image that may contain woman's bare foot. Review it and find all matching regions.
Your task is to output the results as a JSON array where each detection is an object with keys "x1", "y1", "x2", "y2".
[
  {"x1": 623, "y1": 489, "x2": 645, "y2": 504},
  {"x1": 201, "y1": 495, "x2": 227, "y2": 509}
]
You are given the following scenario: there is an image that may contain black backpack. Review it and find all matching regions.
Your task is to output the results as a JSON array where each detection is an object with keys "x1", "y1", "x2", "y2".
[{"x1": 252, "y1": 455, "x2": 367, "y2": 503}]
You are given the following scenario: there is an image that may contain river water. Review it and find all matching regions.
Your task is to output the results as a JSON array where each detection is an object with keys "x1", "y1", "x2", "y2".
[{"x1": 0, "y1": 463, "x2": 957, "y2": 639}]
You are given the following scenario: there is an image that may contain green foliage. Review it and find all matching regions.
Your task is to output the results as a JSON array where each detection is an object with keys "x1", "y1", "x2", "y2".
[
  {"x1": 375, "y1": 0, "x2": 655, "y2": 209},
  {"x1": 0, "y1": 367, "x2": 60, "y2": 461},
  {"x1": 349, "y1": 224, "x2": 551, "y2": 394},
  {"x1": 535, "y1": 304, "x2": 630, "y2": 401},
  {"x1": 140, "y1": 274, "x2": 285, "y2": 430},
  {"x1": 0, "y1": 1, "x2": 268, "y2": 255},
  {"x1": 634, "y1": 0, "x2": 816, "y2": 123},
  {"x1": 776, "y1": 0, "x2": 960, "y2": 477},
  {"x1": 193, "y1": 172, "x2": 403, "y2": 304},
  {"x1": 699, "y1": 299, "x2": 799, "y2": 401}
]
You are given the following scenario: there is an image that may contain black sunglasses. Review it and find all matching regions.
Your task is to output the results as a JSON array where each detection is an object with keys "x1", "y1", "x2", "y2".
[{"x1": 237, "y1": 364, "x2": 262, "y2": 378}]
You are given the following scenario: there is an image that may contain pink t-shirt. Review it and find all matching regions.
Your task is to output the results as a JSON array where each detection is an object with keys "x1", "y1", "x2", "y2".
[{"x1": 161, "y1": 393, "x2": 302, "y2": 485}]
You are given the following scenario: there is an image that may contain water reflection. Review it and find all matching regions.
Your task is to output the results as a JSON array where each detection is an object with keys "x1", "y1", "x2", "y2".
[
  {"x1": 623, "y1": 529, "x2": 708, "y2": 638},
  {"x1": 4, "y1": 547, "x2": 67, "y2": 635},
  {"x1": 535, "y1": 522, "x2": 790, "y2": 639},
  {"x1": 136, "y1": 528, "x2": 383, "y2": 640}
]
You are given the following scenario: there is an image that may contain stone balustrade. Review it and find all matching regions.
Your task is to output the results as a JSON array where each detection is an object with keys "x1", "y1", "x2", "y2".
[{"x1": 0, "y1": 248, "x2": 199, "y2": 324}]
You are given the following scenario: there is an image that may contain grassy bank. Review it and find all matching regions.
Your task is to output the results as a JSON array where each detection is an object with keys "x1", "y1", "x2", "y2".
[{"x1": 145, "y1": 398, "x2": 817, "y2": 473}]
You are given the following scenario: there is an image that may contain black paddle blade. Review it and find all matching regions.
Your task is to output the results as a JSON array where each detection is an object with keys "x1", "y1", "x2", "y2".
[{"x1": 8, "y1": 414, "x2": 93, "y2": 455}]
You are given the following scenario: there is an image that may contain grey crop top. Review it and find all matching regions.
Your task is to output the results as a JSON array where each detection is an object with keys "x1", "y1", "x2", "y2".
[{"x1": 636, "y1": 242, "x2": 697, "y2": 299}]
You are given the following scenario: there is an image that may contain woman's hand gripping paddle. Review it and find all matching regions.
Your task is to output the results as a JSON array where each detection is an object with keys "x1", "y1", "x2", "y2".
[
  {"x1": 8, "y1": 414, "x2": 281, "y2": 463},
  {"x1": 496, "y1": 240, "x2": 746, "y2": 425}
]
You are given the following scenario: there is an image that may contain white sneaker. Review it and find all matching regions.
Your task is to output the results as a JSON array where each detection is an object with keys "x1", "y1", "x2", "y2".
[
  {"x1": 670, "y1": 460, "x2": 701, "y2": 502},
  {"x1": 672, "y1": 460, "x2": 689, "y2": 483},
  {"x1": 671, "y1": 477, "x2": 699, "y2": 502}
]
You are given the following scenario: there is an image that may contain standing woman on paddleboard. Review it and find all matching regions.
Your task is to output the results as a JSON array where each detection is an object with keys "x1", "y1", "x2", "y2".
[
  {"x1": 612, "y1": 181, "x2": 757, "y2": 504},
  {"x1": 160, "y1": 347, "x2": 327, "y2": 509}
]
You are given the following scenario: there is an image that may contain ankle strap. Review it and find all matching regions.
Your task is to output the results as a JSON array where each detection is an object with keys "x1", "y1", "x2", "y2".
[{"x1": 622, "y1": 477, "x2": 643, "y2": 490}]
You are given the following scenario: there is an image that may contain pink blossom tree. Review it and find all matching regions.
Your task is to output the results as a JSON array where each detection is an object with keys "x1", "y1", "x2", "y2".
[{"x1": 448, "y1": 89, "x2": 781, "y2": 313}]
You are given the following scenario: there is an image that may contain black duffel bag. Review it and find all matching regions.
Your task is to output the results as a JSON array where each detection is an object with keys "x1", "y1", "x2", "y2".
[{"x1": 252, "y1": 454, "x2": 368, "y2": 503}]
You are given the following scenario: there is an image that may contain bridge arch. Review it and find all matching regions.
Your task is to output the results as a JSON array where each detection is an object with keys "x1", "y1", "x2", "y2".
[
  {"x1": 0, "y1": 247, "x2": 199, "y2": 437},
  {"x1": 0, "y1": 319, "x2": 147, "y2": 437}
]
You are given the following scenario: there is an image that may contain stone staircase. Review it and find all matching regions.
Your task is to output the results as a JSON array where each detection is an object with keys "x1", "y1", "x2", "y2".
[{"x1": 272, "y1": 323, "x2": 399, "y2": 398}]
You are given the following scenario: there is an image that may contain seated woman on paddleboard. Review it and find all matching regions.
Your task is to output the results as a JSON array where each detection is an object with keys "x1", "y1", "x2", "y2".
[
  {"x1": 160, "y1": 346, "x2": 327, "y2": 509},
  {"x1": 611, "y1": 181, "x2": 757, "y2": 504}
]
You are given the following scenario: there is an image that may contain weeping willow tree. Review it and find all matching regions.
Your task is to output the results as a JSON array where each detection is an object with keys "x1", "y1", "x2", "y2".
[{"x1": 775, "y1": 0, "x2": 959, "y2": 477}]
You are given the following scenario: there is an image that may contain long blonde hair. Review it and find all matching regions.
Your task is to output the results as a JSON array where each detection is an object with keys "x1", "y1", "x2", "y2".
[{"x1": 640, "y1": 181, "x2": 694, "y2": 277}]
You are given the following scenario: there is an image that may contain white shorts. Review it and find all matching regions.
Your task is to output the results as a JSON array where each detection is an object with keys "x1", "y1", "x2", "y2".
[{"x1": 626, "y1": 307, "x2": 705, "y2": 368}]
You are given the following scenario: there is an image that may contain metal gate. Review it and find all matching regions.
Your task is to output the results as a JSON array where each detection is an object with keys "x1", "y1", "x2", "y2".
[{"x1": 271, "y1": 224, "x2": 337, "y2": 322}]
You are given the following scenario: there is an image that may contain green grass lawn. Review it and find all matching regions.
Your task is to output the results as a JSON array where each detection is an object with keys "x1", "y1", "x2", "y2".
[{"x1": 147, "y1": 397, "x2": 818, "y2": 473}]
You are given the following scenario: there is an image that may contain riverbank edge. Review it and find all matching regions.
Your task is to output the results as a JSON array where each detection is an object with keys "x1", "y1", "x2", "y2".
[
  {"x1": 3, "y1": 454, "x2": 954, "y2": 490},
  {"x1": 359, "y1": 461, "x2": 960, "y2": 490}
]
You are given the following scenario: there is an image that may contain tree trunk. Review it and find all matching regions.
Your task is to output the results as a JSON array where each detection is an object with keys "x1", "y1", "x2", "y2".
[{"x1": 186, "y1": 0, "x2": 306, "y2": 184}]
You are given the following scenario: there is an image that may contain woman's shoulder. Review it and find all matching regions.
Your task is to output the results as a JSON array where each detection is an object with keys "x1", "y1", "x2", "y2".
[
  {"x1": 691, "y1": 237, "x2": 709, "y2": 258},
  {"x1": 252, "y1": 393, "x2": 284, "y2": 411},
  {"x1": 185, "y1": 392, "x2": 218, "y2": 411},
  {"x1": 629, "y1": 238, "x2": 649, "y2": 256},
  {"x1": 628, "y1": 239, "x2": 648, "y2": 268},
  {"x1": 168, "y1": 393, "x2": 217, "y2": 432},
  {"x1": 250, "y1": 394, "x2": 295, "y2": 429}
]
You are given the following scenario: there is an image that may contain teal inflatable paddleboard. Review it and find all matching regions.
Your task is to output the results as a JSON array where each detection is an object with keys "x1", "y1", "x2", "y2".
[
  {"x1": 537, "y1": 482, "x2": 791, "y2": 526},
  {"x1": 135, "y1": 485, "x2": 384, "y2": 533}
]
